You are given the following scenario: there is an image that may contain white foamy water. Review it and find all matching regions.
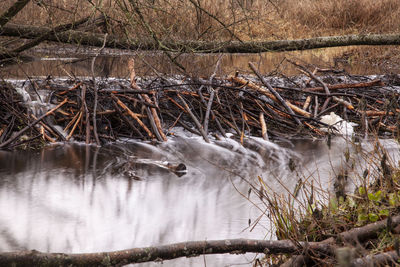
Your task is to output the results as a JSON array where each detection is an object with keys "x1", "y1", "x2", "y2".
[{"x1": 0, "y1": 135, "x2": 398, "y2": 266}]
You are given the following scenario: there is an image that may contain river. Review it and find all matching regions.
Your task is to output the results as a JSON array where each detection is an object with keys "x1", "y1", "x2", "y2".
[
  {"x1": 0, "y1": 47, "x2": 399, "y2": 266},
  {"x1": 0, "y1": 133, "x2": 399, "y2": 266}
]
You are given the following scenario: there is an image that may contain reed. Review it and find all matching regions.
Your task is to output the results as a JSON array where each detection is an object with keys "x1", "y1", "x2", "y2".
[{"x1": 2, "y1": 0, "x2": 399, "y2": 41}]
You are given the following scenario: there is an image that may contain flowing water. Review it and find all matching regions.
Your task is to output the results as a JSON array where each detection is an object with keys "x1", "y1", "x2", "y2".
[{"x1": 0, "y1": 132, "x2": 399, "y2": 266}]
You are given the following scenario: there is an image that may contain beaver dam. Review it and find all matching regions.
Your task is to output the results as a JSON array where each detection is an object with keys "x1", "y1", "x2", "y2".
[
  {"x1": 1, "y1": 59, "x2": 400, "y2": 267},
  {"x1": 1, "y1": 60, "x2": 399, "y2": 150}
]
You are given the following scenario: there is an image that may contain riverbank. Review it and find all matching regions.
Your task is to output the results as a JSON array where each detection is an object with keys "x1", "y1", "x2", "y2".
[{"x1": 260, "y1": 135, "x2": 400, "y2": 266}]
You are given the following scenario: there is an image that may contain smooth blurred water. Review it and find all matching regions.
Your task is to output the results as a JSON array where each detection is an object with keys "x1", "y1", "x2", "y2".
[{"x1": 0, "y1": 135, "x2": 398, "y2": 266}]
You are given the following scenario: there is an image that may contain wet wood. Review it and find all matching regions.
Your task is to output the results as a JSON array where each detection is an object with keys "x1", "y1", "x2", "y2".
[
  {"x1": 129, "y1": 59, "x2": 167, "y2": 142},
  {"x1": 229, "y1": 75, "x2": 312, "y2": 118},
  {"x1": 177, "y1": 93, "x2": 210, "y2": 143},
  {"x1": 305, "y1": 79, "x2": 384, "y2": 92},
  {"x1": 0, "y1": 98, "x2": 67, "y2": 149},
  {"x1": 111, "y1": 94, "x2": 154, "y2": 139}
]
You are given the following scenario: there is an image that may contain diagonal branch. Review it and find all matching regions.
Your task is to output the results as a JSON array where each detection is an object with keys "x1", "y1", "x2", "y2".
[{"x1": 0, "y1": 0, "x2": 31, "y2": 27}]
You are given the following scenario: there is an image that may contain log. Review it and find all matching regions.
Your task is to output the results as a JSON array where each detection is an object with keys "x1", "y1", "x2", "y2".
[
  {"x1": 0, "y1": 239, "x2": 333, "y2": 267},
  {"x1": 2, "y1": 23, "x2": 400, "y2": 53}
]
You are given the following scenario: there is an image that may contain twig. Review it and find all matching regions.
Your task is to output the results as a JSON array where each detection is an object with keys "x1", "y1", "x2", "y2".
[
  {"x1": 111, "y1": 94, "x2": 154, "y2": 139},
  {"x1": 177, "y1": 93, "x2": 210, "y2": 143},
  {"x1": 0, "y1": 98, "x2": 68, "y2": 149},
  {"x1": 229, "y1": 75, "x2": 311, "y2": 118},
  {"x1": 204, "y1": 54, "x2": 222, "y2": 134},
  {"x1": 81, "y1": 84, "x2": 91, "y2": 144},
  {"x1": 129, "y1": 59, "x2": 167, "y2": 141},
  {"x1": 91, "y1": 33, "x2": 108, "y2": 145},
  {"x1": 249, "y1": 62, "x2": 303, "y2": 125}
]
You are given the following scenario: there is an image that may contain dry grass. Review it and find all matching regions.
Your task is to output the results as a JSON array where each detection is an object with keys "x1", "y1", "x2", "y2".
[
  {"x1": 2, "y1": 0, "x2": 400, "y2": 41},
  {"x1": 280, "y1": 0, "x2": 400, "y2": 37}
]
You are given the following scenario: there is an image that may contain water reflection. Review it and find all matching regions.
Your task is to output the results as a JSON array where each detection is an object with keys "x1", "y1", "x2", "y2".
[
  {"x1": 1, "y1": 46, "x2": 398, "y2": 79},
  {"x1": 0, "y1": 136, "x2": 298, "y2": 266},
  {"x1": 0, "y1": 136, "x2": 398, "y2": 266}
]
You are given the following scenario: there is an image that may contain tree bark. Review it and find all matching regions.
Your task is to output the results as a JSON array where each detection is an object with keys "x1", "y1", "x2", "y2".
[
  {"x1": 0, "y1": 239, "x2": 333, "y2": 267},
  {"x1": 0, "y1": 0, "x2": 31, "y2": 27},
  {"x1": 1, "y1": 23, "x2": 400, "y2": 53},
  {"x1": 352, "y1": 251, "x2": 400, "y2": 267}
]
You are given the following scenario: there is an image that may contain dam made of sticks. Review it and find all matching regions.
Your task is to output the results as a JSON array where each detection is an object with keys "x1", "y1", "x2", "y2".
[{"x1": 0, "y1": 60, "x2": 399, "y2": 150}]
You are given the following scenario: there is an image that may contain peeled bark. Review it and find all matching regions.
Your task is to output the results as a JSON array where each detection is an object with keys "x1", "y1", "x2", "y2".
[{"x1": 1, "y1": 23, "x2": 400, "y2": 53}]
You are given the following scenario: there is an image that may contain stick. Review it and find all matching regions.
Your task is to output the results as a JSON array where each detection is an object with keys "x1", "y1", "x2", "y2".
[
  {"x1": 111, "y1": 94, "x2": 154, "y2": 139},
  {"x1": 112, "y1": 101, "x2": 144, "y2": 139},
  {"x1": 204, "y1": 55, "x2": 222, "y2": 134},
  {"x1": 129, "y1": 59, "x2": 167, "y2": 141},
  {"x1": 197, "y1": 86, "x2": 226, "y2": 137},
  {"x1": 259, "y1": 112, "x2": 269, "y2": 141},
  {"x1": 203, "y1": 89, "x2": 215, "y2": 134},
  {"x1": 353, "y1": 250, "x2": 399, "y2": 267},
  {"x1": 332, "y1": 96, "x2": 354, "y2": 110},
  {"x1": 293, "y1": 62, "x2": 332, "y2": 113},
  {"x1": 0, "y1": 98, "x2": 68, "y2": 149},
  {"x1": 80, "y1": 84, "x2": 91, "y2": 144},
  {"x1": 305, "y1": 79, "x2": 384, "y2": 92},
  {"x1": 249, "y1": 62, "x2": 303, "y2": 125},
  {"x1": 66, "y1": 111, "x2": 82, "y2": 141},
  {"x1": 229, "y1": 76, "x2": 311, "y2": 118},
  {"x1": 177, "y1": 93, "x2": 210, "y2": 143},
  {"x1": 91, "y1": 33, "x2": 108, "y2": 145}
]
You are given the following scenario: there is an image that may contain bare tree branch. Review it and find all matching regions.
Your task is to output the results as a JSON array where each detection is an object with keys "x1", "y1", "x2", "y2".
[
  {"x1": 0, "y1": 239, "x2": 333, "y2": 266},
  {"x1": 0, "y1": 0, "x2": 31, "y2": 27}
]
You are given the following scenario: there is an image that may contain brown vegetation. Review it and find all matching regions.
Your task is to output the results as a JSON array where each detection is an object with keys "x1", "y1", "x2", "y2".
[{"x1": 2, "y1": 0, "x2": 400, "y2": 42}]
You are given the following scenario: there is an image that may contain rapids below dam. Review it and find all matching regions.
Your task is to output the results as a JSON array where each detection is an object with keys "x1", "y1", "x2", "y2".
[{"x1": 0, "y1": 134, "x2": 399, "y2": 266}]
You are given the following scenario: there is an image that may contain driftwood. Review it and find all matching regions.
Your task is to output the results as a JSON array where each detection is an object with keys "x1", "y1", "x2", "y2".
[
  {"x1": 2, "y1": 23, "x2": 400, "y2": 54},
  {"x1": 1, "y1": 216, "x2": 400, "y2": 266},
  {"x1": 0, "y1": 239, "x2": 333, "y2": 267}
]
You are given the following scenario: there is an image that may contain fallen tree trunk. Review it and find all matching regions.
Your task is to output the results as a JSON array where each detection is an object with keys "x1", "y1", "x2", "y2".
[
  {"x1": 2, "y1": 23, "x2": 400, "y2": 53},
  {"x1": 0, "y1": 239, "x2": 333, "y2": 266}
]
